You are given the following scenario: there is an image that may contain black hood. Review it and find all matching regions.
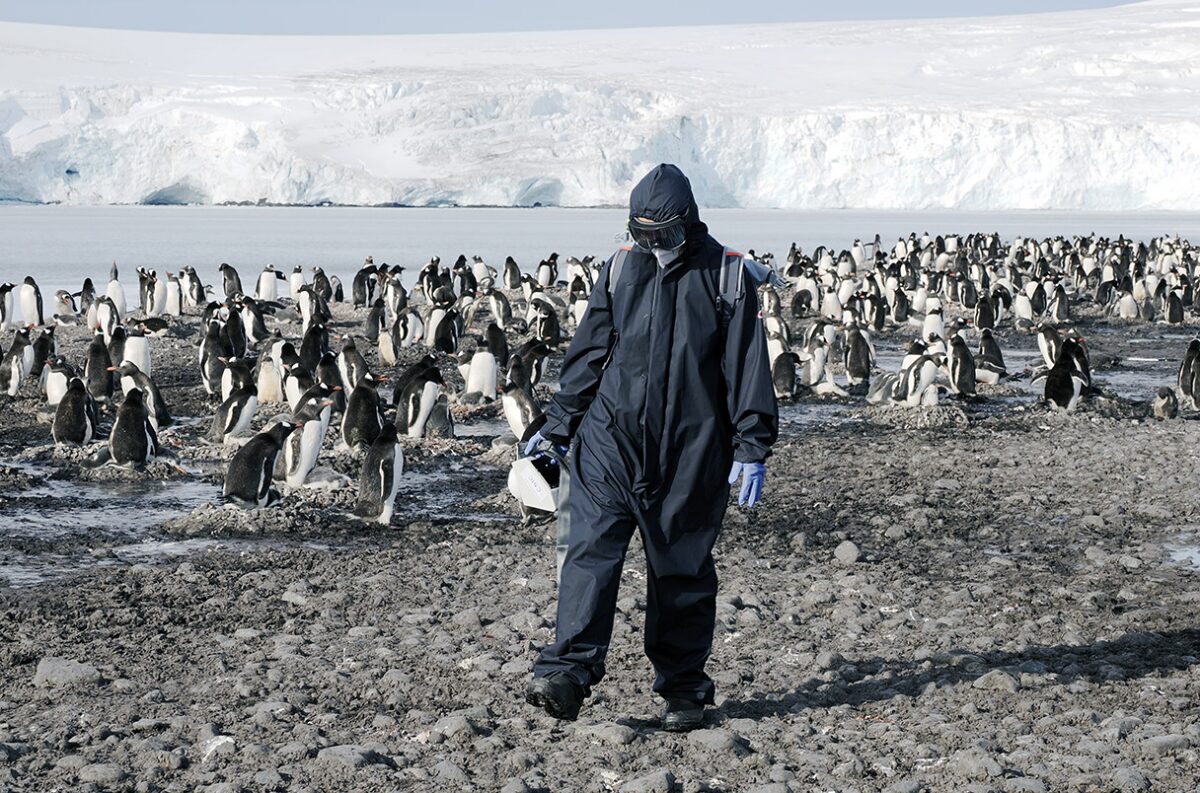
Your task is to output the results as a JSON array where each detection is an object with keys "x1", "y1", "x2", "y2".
[{"x1": 628, "y1": 164, "x2": 708, "y2": 241}]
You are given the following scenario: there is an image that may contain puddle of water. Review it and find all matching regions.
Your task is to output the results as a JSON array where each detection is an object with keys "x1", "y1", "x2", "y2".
[
  {"x1": 1167, "y1": 545, "x2": 1200, "y2": 570},
  {"x1": 454, "y1": 417, "x2": 510, "y2": 438}
]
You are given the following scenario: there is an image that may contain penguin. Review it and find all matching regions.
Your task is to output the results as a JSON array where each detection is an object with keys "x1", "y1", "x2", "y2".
[
  {"x1": 1037, "y1": 338, "x2": 1087, "y2": 412},
  {"x1": 109, "y1": 388, "x2": 159, "y2": 466},
  {"x1": 19, "y1": 276, "x2": 44, "y2": 327},
  {"x1": 280, "y1": 388, "x2": 334, "y2": 488},
  {"x1": 239, "y1": 297, "x2": 271, "y2": 345},
  {"x1": 106, "y1": 263, "x2": 127, "y2": 319},
  {"x1": 219, "y1": 263, "x2": 244, "y2": 299},
  {"x1": 364, "y1": 299, "x2": 386, "y2": 343},
  {"x1": 299, "y1": 322, "x2": 329, "y2": 373},
  {"x1": 54, "y1": 290, "x2": 78, "y2": 318},
  {"x1": 122, "y1": 327, "x2": 152, "y2": 378},
  {"x1": 199, "y1": 321, "x2": 228, "y2": 396},
  {"x1": 95, "y1": 297, "x2": 120, "y2": 343},
  {"x1": 224, "y1": 421, "x2": 296, "y2": 508},
  {"x1": 84, "y1": 333, "x2": 114, "y2": 403},
  {"x1": 464, "y1": 340, "x2": 498, "y2": 403},
  {"x1": 353, "y1": 261, "x2": 378, "y2": 308},
  {"x1": 283, "y1": 362, "x2": 315, "y2": 411},
  {"x1": 843, "y1": 324, "x2": 873, "y2": 387},
  {"x1": 485, "y1": 322, "x2": 509, "y2": 369},
  {"x1": 289, "y1": 266, "x2": 306, "y2": 301},
  {"x1": 430, "y1": 308, "x2": 460, "y2": 354},
  {"x1": 111, "y1": 361, "x2": 172, "y2": 429},
  {"x1": 397, "y1": 367, "x2": 443, "y2": 439},
  {"x1": 500, "y1": 381, "x2": 542, "y2": 441},
  {"x1": 337, "y1": 336, "x2": 369, "y2": 390},
  {"x1": 164, "y1": 274, "x2": 183, "y2": 317},
  {"x1": 486, "y1": 287, "x2": 513, "y2": 330},
  {"x1": 1037, "y1": 324, "x2": 1062, "y2": 369},
  {"x1": 353, "y1": 422, "x2": 404, "y2": 525},
  {"x1": 772, "y1": 351, "x2": 800, "y2": 400},
  {"x1": 514, "y1": 340, "x2": 551, "y2": 387},
  {"x1": 0, "y1": 283, "x2": 15, "y2": 331},
  {"x1": 210, "y1": 385, "x2": 259, "y2": 444},
  {"x1": 257, "y1": 265, "x2": 279, "y2": 302},
  {"x1": 503, "y1": 256, "x2": 521, "y2": 289},
  {"x1": 342, "y1": 372, "x2": 387, "y2": 453},
  {"x1": 947, "y1": 334, "x2": 977, "y2": 397},
  {"x1": 256, "y1": 335, "x2": 287, "y2": 405},
  {"x1": 53, "y1": 376, "x2": 98, "y2": 446},
  {"x1": 425, "y1": 393, "x2": 455, "y2": 438},
  {"x1": 1153, "y1": 387, "x2": 1179, "y2": 421},
  {"x1": 0, "y1": 328, "x2": 32, "y2": 397},
  {"x1": 43, "y1": 357, "x2": 76, "y2": 406},
  {"x1": 1178, "y1": 338, "x2": 1200, "y2": 408},
  {"x1": 31, "y1": 327, "x2": 55, "y2": 381},
  {"x1": 311, "y1": 267, "x2": 333, "y2": 302},
  {"x1": 222, "y1": 304, "x2": 248, "y2": 358}
]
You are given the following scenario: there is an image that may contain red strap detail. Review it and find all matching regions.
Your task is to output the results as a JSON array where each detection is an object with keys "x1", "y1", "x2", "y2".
[
  {"x1": 725, "y1": 250, "x2": 743, "y2": 258},
  {"x1": 618, "y1": 245, "x2": 633, "y2": 252}
]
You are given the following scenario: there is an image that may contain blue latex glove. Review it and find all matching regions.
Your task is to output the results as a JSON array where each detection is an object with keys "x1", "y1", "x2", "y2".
[
  {"x1": 728, "y1": 461, "x2": 766, "y2": 508},
  {"x1": 524, "y1": 430, "x2": 567, "y2": 462}
]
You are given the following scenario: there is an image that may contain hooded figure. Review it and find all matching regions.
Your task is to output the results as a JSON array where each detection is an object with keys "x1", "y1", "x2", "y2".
[{"x1": 525, "y1": 164, "x2": 777, "y2": 728}]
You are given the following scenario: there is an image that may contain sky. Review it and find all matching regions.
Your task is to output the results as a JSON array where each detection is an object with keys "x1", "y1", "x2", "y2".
[{"x1": 0, "y1": 0, "x2": 1136, "y2": 35}]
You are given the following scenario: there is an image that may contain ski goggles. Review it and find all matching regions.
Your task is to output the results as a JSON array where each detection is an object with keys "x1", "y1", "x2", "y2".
[{"x1": 628, "y1": 215, "x2": 687, "y2": 251}]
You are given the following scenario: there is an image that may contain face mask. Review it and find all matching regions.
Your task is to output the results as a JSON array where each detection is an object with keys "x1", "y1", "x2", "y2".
[{"x1": 652, "y1": 244, "x2": 683, "y2": 268}]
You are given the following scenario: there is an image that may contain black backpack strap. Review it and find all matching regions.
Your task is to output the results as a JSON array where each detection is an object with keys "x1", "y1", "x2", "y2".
[{"x1": 606, "y1": 246, "x2": 633, "y2": 298}]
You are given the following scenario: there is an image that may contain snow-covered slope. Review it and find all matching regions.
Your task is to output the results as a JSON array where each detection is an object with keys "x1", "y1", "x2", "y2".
[{"x1": 1, "y1": 1, "x2": 1198, "y2": 210}]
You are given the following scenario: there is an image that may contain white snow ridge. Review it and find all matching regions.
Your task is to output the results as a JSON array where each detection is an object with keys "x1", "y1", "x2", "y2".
[{"x1": 1, "y1": 1, "x2": 1198, "y2": 210}]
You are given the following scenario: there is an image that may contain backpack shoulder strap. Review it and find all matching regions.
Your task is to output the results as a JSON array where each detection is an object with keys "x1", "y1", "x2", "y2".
[
  {"x1": 606, "y1": 245, "x2": 633, "y2": 298},
  {"x1": 719, "y1": 247, "x2": 747, "y2": 307}
]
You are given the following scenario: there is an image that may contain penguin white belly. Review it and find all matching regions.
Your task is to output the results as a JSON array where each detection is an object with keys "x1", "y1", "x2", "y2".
[
  {"x1": 537, "y1": 265, "x2": 553, "y2": 287},
  {"x1": 227, "y1": 396, "x2": 258, "y2": 441},
  {"x1": 288, "y1": 421, "x2": 326, "y2": 487},
  {"x1": 290, "y1": 274, "x2": 304, "y2": 301},
  {"x1": 285, "y1": 378, "x2": 304, "y2": 410},
  {"x1": 466, "y1": 353, "x2": 497, "y2": 400},
  {"x1": 408, "y1": 381, "x2": 439, "y2": 438},
  {"x1": 379, "y1": 332, "x2": 397, "y2": 366},
  {"x1": 46, "y1": 371, "x2": 68, "y2": 406},
  {"x1": 424, "y1": 309, "x2": 445, "y2": 347},
  {"x1": 120, "y1": 374, "x2": 137, "y2": 395},
  {"x1": 257, "y1": 363, "x2": 282, "y2": 404},
  {"x1": 377, "y1": 443, "x2": 405, "y2": 525},
  {"x1": 573, "y1": 300, "x2": 588, "y2": 328},
  {"x1": 124, "y1": 337, "x2": 151, "y2": 378},
  {"x1": 149, "y1": 282, "x2": 167, "y2": 316},
  {"x1": 106, "y1": 281, "x2": 126, "y2": 318},
  {"x1": 257, "y1": 273, "x2": 277, "y2": 302},
  {"x1": 403, "y1": 313, "x2": 424, "y2": 348},
  {"x1": 165, "y1": 282, "x2": 182, "y2": 316},
  {"x1": 501, "y1": 394, "x2": 528, "y2": 440},
  {"x1": 18, "y1": 285, "x2": 38, "y2": 325}
]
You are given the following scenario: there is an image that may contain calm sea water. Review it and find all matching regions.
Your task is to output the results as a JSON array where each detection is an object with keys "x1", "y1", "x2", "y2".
[{"x1": 2, "y1": 205, "x2": 1199, "y2": 298}]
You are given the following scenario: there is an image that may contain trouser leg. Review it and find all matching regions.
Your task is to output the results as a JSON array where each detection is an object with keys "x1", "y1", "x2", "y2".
[
  {"x1": 642, "y1": 545, "x2": 719, "y2": 705},
  {"x1": 533, "y1": 471, "x2": 635, "y2": 691}
]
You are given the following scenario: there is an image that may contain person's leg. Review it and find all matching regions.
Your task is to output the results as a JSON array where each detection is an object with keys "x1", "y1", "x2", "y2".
[
  {"x1": 533, "y1": 464, "x2": 636, "y2": 693},
  {"x1": 642, "y1": 538, "x2": 720, "y2": 705}
]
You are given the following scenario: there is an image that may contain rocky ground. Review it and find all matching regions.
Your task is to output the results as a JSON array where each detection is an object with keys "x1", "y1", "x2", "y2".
[{"x1": 1, "y1": 292, "x2": 1199, "y2": 792}]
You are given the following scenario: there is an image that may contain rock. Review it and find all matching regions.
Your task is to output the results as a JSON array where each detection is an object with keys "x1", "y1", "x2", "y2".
[
  {"x1": 1004, "y1": 778, "x2": 1047, "y2": 793},
  {"x1": 953, "y1": 749, "x2": 1002, "y2": 779},
  {"x1": 201, "y1": 735, "x2": 236, "y2": 763},
  {"x1": 834, "y1": 540, "x2": 861, "y2": 565},
  {"x1": 1118, "y1": 555, "x2": 1142, "y2": 570},
  {"x1": 33, "y1": 657, "x2": 101, "y2": 689},
  {"x1": 500, "y1": 780, "x2": 531, "y2": 793},
  {"x1": 688, "y1": 728, "x2": 744, "y2": 753},
  {"x1": 433, "y1": 714, "x2": 478, "y2": 738},
  {"x1": 78, "y1": 763, "x2": 127, "y2": 784},
  {"x1": 316, "y1": 745, "x2": 383, "y2": 769},
  {"x1": 620, "y1": 769, "x2": 675, "y2": 793},
  {"x1": 1111, "y1": 766, "x2": 1151, "y2": 791},
  {"x1": 972, "y1": 669, "x2": 1020, "y2": 693},
  {"x1": 253, "y1": 769, "x2": 284, "y2": 787},
  {"x1": 1142, "y1": 734, "x2": 1188, "y2": 755},
  {"x1": 815, "y1": 651, "x2": 843, "y2": 671},
  {"x1": 747, "y1": 784, "x2": 789, "y2": 793},
  {"x1": 434, "y1": 760, "x2": 469, "y2": 783},
  {"x1": 451, "y1": 608, "x2": 482, "y2": 628},
  {"x1": 884, "y1": 782, "x2": 925, "y2": 793},
  {"x1": 581, "y1": 724, "x2": 636, "y2": 746}
]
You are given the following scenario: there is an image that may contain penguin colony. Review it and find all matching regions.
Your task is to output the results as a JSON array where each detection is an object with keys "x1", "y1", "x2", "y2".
[{"x1": 1, "y1": 232, "x2": 1195, "y2": 525}]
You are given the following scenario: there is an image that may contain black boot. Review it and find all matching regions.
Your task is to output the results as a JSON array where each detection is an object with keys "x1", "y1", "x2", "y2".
[
  {"x1": 661, "y1": 698, "x2": 705, "y2": 732},
  {"x1": 526, "y1": 674, "x2": 585, "y2": 721}
]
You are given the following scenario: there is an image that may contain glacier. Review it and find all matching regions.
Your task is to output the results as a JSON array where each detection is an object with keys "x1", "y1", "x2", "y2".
[{"x1": 0, "y1": 0, "x2": 1198, "y2": 210}]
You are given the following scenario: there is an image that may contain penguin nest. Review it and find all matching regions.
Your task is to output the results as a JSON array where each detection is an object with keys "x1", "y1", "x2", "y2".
[{"x1": 862, "y1": 403, "x2": 970, "y2": 430}]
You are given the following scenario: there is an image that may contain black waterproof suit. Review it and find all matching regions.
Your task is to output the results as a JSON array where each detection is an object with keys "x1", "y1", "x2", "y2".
[{"x1": 533, "y1": 165, "x2": 778, "y2": 704}]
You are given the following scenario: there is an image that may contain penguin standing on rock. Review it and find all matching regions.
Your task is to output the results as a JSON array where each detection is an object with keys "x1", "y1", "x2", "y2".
[
  {"x1": 109, "y1": 388, "x2": 159, "y2": 466},
  {"x1": 54, "y1": 376, "x2": 99, "y2": 446},
  {"x1": 43, "y1": 357, "x2": 76, "y2": 407},
  {"x1": 947, "y1": 334, "x2": 977, "y2": 397},
  {"x1": 353, "y1": 423, "x2": 404, "y2": 525},
  {"x1": 210, "y1": 385, "x2": 259, "y2": 444},
  {"x1": 1036, "y1": 338, "x2": 1088, "y2": 412},
  {"x1": 500, "y1": 381, "x2": 541, "y2": 441},
  {"x1": 342, "y1": 372, "x2": 387, "y2": 453},
  {"x1": 0, "y1": 328, "x2": 33, "y2": 397},
  {"x1": 225, "y1": 421, "x2": 296, "y2": 508},
  {"x1": 111, "y1": 361, "x2": 172, "y2": 429},
  {"x1": 19, "y1": 276, "x2": 44, "y2": 327}
]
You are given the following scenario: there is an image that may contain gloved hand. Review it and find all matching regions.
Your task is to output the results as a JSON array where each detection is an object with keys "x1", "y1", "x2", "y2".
[
  {"x1": 524, "y1": 430, "x2": 568, "y2": 462},
  {"x1": 728, "y1": 461, "x2": 766, "y2": 508}
]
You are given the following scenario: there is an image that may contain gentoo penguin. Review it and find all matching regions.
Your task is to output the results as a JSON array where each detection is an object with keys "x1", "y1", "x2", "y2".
[
  {"x1": 122, "y1": 327, "x2": 152, "y2": 378},
  {"x1": 513, "y1": 340, "x2": 551, "y2": 387},
  {"x1": 217, "y1": 356, "x2": 255, "y2": 404},
  {"x1": 947, "y1": 334, "x2": 977, "y2": 397},
  {"x1": 532, "y1": 304, "x2": 562, "y2": 349},
  {"x1": 111, "y1": 361, "x2": 172, "y2": 429},
  {"x1": 843, "y1": 324, "x2": 873, "y2": 387},
  {"x1": 353, "y1": 423, "x2": 404, "y2": 525},
  {"x1": 364, "y1": 299, "x2": 386, "y2": 343},
  {"x1": 485, "y1": 322, "x2": 509, "y2": 369},
  {"x1": 0, "y1": 283, "x2": 15, "y2": 331},
  {"x1": 500, "y1": 381, "x2": 542, "y2": 441},
  {"x1": 464, "y1": 340, "x2": 498, "y2": 403},
  {"x1": 329, "y1": 276, "x2": 344, "y2": 303},
  {"x1": 255, "y1": 335, "x2": 286, "y2": 404},
  {"x1": 342, "y1": 372, "x2": 387, "y2": 453},
  {"x1": 109, "y1": 388, "x2": 159, "y2": 466},
  {"x1": 164, "y1": 274, "x2": 183, "y2": 316},
  {"x1": 397, "y1": 367, "x2": 443, "y2": 439},
  {"x1": 84, "y1": 333, "x2": 114, "y2": 403},
  {"x1": 973, "y1": 328, "x2": 1007, "y2": 385},
  {"x1": 1153, "y1": 387, "x2": 1179, "y2": 421},
  {"x1": 106, "y1": 263, "x2": 127, "y2": 319},
  {"x1": 43, "y1": 357, "x2": 76, "y2": 406},
  {"x1": 311, "y1": 267, "x2": 333, "y2": 302},
  {"x1": 352, "y1": 261, "x2": 378, "y2": 308},
  {"x1": 219, "y1": 263, "x2": 244, "y2": 299},
  {"x1": 289, "y1": 266, "x2": 306, "y2": 301},
  {"x1": 1178, "y1": 338, "x2": 1200, "y2": 408},
  {"x1": 315, "y1": 352, "x2": 346, "y2": 412},
  {"x1": 1037, "y1": 338, "x2": 1087, "y2": 412},
  {"x1": 54, "y1": 290, "x2": 78, "y2": 318},
  {"x1": 299, "y1": 322, "x2": 329, "y2": 374},
  {"x1": 224, "y1": 421, "x2": 296, "y2": 508},
  {"x1": 31, "y1": 327, "x2": 55, "y2": 382},
  {"x1": 536, "y1": 254, "x2": 557, "y2": 287},
  {"x1": 425, "y1": 393, "x2": 454, "y2": 438},
  {"x1": 221, "y1": 304, "x2": 248, "y2": 359},
  {"x1": 53, "y1": 377, "x2": 98, "y2": 446},
  {"x1": 239, "y1": 297, "x2": 271, "y2": 346},
  {"x1": 257, "y1": 265, "x2": 280, "y2": 302},
  {"x1": 283, "y1": 362, "x2": 315, "y2": 411},
  {"x1": 503, "y1": 257, "x2": 521, "y2": 289},
  {"x1": 1037, "y1": 324, "x2": 1062, "y2": 369},
  {"x1": 107, "y1": 325, "x2": 127, "y2": 373},
  {"x1": 210, "y1": 385, "x2": 259, "y2": 444},
  {"x1": 0, "y1": 328, "x2": 32, "y2": 397},
  {"x1": 19, "y1": 276, "x2": 44, "y2": 327},
  {"x1": 280, "y1": 388, "x2": 334, "y2": 488},
  {"x1": 95, "y1": 297, "x2": 120, "y2": 343},
  {"x1": 772, "y1": 351, "x2": 800, "y2": 400},
  {"x1": 337, "y1": 336, "x2": 368, "y2": 390},
  {"x1": 199, "y1": 321, "x2": 227, "y2": 396},
  {"x1": 429, "y1": 308, "x2": 460, "y2": 354}
]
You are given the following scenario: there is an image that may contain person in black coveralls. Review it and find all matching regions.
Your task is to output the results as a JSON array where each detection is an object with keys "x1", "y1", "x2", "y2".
[{"x1": 524, "y1": 164, "x2": 778, "y2": 731}]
